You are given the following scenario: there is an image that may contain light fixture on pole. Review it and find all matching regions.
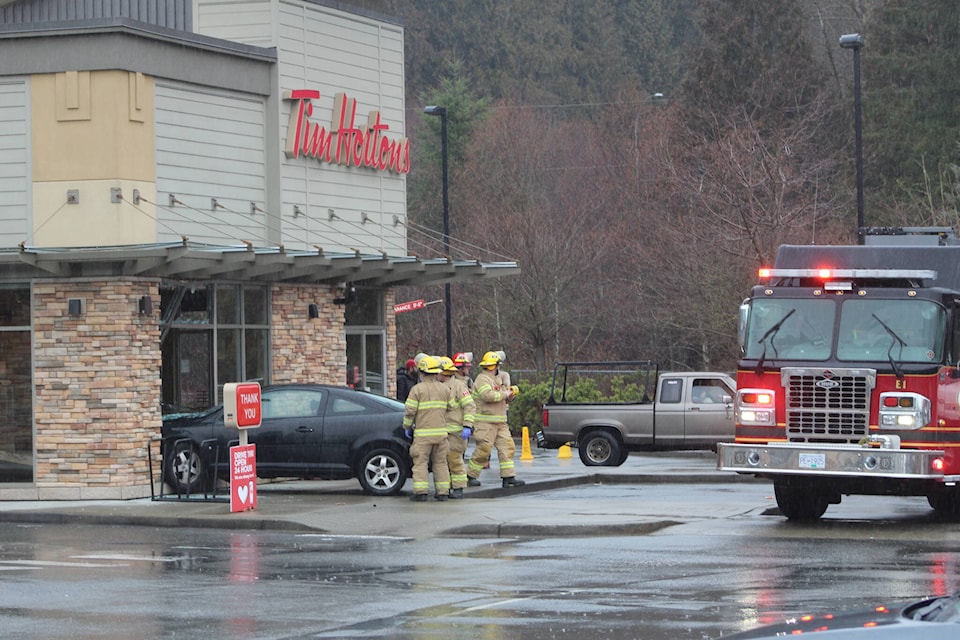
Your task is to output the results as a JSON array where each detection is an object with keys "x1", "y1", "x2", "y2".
[
  {"x1": 839, "y1": 33, "x2": 865, "y2": 244},
  {"x1": 424, "y1": 105, "x2": 452, "y2": 357}
]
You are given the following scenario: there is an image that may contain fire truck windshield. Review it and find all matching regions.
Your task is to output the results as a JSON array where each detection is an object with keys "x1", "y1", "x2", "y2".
[
  {"x1": 742, "y1": 298, "x2": 945, "y2": 364},
  {"x1": 743, "y1": 299, "x2": 833, "y2": 361},
  {"x1": 837, "y1": 299, "x2": 944, "y2": 363}
]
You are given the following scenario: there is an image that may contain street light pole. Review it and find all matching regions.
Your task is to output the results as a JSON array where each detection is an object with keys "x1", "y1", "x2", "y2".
[
  {"x1": 424, "y1": 105, "x2": 452, "y2": 356},
  {"x1": 840, "y1": 33, "x2": 865, "y2": 244}
]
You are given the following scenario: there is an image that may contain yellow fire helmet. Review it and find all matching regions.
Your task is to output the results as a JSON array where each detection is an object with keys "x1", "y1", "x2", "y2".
[
  {"x1": 478, "y1": 351, "x2": 501, "y2": 368},
  {"x1": 438, "y1": 356, "x2": 457, "y2": 374},
  {"x1": 417, "y1": 355, "x2": 442, "y2": 374}
]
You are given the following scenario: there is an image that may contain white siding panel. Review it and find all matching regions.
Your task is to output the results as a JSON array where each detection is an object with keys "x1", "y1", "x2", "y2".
[
  {"x1": 0, "y1": 80, "x2": 29, "y2": 248},
  {"x1": 194, "y1": 0, "x2": 274, "y2": 47},
  {"x1": 277, "y1": 1, "x2": 407, "y2": 253},
  {"x1": 155, "y1": 82, "x2": 268, "y2": 246}
]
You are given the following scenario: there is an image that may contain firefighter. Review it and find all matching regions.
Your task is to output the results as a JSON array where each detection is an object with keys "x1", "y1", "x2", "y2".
[
  {"x1": 452, "y1": 352, "x2": 473, "y2": 389},
  {"x1": 439, "y1": 356, "x2": 476, "y2": 499},
  {"x1": 467, "y1": 351, "x2": 525, "y2": 488},
  {"x1": 403, "y1": 355, "x2": 455, "y2": 501}
]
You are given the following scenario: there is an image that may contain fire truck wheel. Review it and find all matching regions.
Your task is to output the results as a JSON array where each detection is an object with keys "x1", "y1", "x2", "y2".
[
  {"x1": 578, "y1": 430, "x2": 622, "y2": 466},
  {"x1": 774, "y1": 481, "x2": 829, "y2": 521},
  {"x1": 927, "y1": 488, "x2": 960, "y2": 517}
]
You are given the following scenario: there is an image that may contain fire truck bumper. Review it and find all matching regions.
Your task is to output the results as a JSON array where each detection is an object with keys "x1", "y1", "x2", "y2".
[{"x1": 717, "y1": 442, "x2": 949, "y2": 480}]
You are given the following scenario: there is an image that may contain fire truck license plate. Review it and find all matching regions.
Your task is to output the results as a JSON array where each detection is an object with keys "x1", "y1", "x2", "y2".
[{"x1": 799, "y1": 453, "x2": 826, "y2": 469}]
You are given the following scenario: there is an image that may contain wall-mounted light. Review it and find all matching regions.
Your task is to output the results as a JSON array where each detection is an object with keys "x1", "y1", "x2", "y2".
[
  {"x1": 308, "y1": 303, "x2": 319, "y2": 319},
  {"x1": 334, "y1": 286, "x2": 356, "y2": 306},
  {"x1": 138, "y1": 295, "x2": 153, "y2": 316}
]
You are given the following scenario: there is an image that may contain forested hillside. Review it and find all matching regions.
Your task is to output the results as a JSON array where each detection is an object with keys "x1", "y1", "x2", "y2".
[{"x1": 375, "y1": 0, "x2": 960, "y2": 373}]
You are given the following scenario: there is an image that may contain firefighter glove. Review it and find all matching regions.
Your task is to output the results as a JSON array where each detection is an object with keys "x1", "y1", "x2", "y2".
[
  {"x1": 461, "y1": 426, "x2": 472, "y2": 440},
  {"x1": 404, "y1": 428, "x2": 412, "y2": 440}
]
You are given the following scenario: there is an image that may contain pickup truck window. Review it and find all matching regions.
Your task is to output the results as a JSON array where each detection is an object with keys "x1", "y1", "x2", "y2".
[
  {"x1": 659, "y1": 378, "x2": 682, "y2": 404},
  {"x1": 692, "y1": 379, "x2": 732, "y2": 404}
]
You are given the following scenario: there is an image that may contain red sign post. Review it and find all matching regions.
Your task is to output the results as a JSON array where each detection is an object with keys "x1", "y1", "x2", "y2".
[{"x1": 223, "y1": 382, "x2": 262, "y2": 513}]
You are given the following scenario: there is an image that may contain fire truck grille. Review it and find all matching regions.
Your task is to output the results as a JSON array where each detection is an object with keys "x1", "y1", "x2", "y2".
[{"x1": 783, "y1": 370, "x2": 874, "y2": 443}]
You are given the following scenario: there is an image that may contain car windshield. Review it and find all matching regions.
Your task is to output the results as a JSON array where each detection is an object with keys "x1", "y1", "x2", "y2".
[
  {"x1": 360, "y1": 391, "x2": 406, "y2": 411},
  {"x1": 904, "y1": 593, "x2": 960, "y2": 623}
]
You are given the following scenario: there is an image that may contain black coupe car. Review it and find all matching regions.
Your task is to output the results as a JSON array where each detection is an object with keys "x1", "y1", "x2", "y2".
[{"x1": 161, "y1": 384, "x2": 411, "y2": 496}]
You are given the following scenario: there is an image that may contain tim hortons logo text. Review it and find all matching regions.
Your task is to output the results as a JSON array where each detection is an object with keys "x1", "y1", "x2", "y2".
[{"x1": 284, "y1": 90, "x2": 410, "y2": 174}]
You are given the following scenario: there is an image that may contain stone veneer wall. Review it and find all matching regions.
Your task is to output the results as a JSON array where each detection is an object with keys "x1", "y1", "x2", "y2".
[
  {"x1": 25, "y1": 279, "x2": 161, "y2": 500},
  {"x1": 270, "y1": 284, "x2": 344, "y2": 385},
  {"x1": 384, "y1": 288, "x2": 397, "y2": 398}
]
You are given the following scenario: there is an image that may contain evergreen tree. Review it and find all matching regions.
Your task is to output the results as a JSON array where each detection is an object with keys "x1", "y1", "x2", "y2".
[{"x1": 863, "y1": 0, "x2": 960, "y2": 216}]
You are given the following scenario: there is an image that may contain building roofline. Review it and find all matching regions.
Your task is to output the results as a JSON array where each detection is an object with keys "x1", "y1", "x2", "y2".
[{"x1": 0, "y1": 242, "x2": 520, "y2": 287}]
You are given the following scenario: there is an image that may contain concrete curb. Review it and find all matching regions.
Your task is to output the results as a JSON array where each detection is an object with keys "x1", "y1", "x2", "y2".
[
  {"x1": 442, "y1": 520, "x2": 682, "y2": 538},
  {"x1": 0, "y1": 462, "x2": 761, "y2": 537}
]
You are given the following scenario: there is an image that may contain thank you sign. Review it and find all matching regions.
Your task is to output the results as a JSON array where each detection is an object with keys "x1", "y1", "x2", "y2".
[{"x1": 223, "y1": 382, "x2": 262, "y2": 429}]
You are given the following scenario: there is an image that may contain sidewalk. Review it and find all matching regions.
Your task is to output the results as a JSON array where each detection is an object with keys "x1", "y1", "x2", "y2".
[{"x1": 0, "y1": 448, "x2": 760, "y2": 538}]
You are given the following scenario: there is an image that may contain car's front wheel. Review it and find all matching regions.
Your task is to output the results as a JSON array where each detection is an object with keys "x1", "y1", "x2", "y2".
[
  {"x1": 164, "y1": 443, "x2": 206, "y2": 494},
  {"x1": 357, "y1": 447, "x2": 408, "y2": 496}
]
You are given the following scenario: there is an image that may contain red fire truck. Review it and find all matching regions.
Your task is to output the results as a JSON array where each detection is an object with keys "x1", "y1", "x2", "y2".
[{"x1": 717, "y1": 227, "x2": 960, "y2": 520}]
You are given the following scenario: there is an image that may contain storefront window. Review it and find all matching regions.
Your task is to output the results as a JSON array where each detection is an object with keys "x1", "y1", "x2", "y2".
[
  {"x1": 0, "y1": 285, "x2": 32, "y2": 483},
  {"x1": 161, "y1": 283, "x2": 269, "y2": 412},
  {"x1": 345, "y1": 288, "x2": 386, "y2": 394}
]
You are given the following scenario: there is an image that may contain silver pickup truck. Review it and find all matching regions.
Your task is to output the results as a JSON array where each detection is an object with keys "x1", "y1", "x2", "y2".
[{"x1": 536, "y1": 362, "x2": 736, "y2": 466}]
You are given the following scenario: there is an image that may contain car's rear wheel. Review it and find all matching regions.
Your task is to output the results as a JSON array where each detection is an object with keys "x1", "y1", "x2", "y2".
[
  {"x1": 357, "y1": 447, "x2": 408, "y2": 496},
  {"x1": 578, "y1": 430, "x2": 621, "y2": 466},
  {"x1": 165, "y1": 443, "x2": 205, "y2": 494}
]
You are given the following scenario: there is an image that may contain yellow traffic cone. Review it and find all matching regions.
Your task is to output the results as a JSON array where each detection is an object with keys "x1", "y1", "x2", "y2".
[
  {"x1": 558, "y1": 443, "x2": 573, "y2": 459},
  {"x1": 520, "y1": 426, "x2": 534, "y2": 461}
]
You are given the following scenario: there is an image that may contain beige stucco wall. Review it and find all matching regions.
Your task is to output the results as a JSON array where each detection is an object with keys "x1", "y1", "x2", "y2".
[{"x1": 31, "y1": 70, "x2": 158, "y2": 247}]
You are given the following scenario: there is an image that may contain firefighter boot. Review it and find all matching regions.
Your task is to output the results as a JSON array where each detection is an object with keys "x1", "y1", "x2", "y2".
[
  {"x1": 449, "y1": 488, "x2": 464, "y2": 499},
  {"x1": 410, "y1": 493, "x2": 428, "y2": 502},
  {"x1": 502, "y1": 477, "x2": 525, "y2": 488},
  {"x1": 467, "y1": 477, "x2": 481, "y2": 487},
  {"x1": 435, "y1": 493, "x2": 448, "y2": 502}
]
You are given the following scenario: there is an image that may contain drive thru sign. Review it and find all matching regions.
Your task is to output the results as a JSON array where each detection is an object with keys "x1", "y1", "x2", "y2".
[{"x1": 223, "y1": 382, "x2": 261, "y2": 512}]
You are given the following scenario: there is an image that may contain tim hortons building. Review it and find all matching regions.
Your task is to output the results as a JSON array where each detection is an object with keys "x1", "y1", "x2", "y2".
[{"x1": 0, "y1": 0, "x2": 518, "y2": 499}]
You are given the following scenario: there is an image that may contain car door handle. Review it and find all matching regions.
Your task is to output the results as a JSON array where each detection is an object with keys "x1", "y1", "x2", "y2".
[{"x1": 296, "y1": 426, "x2": 314, "y2": 433}]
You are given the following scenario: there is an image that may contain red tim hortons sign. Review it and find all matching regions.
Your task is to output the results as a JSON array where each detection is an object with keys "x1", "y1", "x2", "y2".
[{"x1": 284, "y1": 90, "x2": 410, "y2": 174}]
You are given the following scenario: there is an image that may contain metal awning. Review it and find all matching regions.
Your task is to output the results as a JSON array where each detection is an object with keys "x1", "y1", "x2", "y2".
[{"x1": 0, "y1": 241, "x2": 520, "y2": 286}]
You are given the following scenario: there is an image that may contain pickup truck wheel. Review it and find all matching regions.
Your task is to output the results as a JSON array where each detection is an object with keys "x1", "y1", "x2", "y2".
[
  {"x1": 578, "y1": 431, "x2": 621, "y2": 467},
  {"x1": 774, "y1": 481, "x2": 829, "y2": 521}
]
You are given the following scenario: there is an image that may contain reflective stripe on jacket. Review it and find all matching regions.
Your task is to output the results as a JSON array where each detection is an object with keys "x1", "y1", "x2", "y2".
[
  {"x1": 403, "y1": 377, "x2": 457, "y2": 439},
  {"x1": 472, "y1": 369, "x2": 507, "y2": 423},
  {"x1": 445, "y1": 374, "x2": 476, "y2": 433}
]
